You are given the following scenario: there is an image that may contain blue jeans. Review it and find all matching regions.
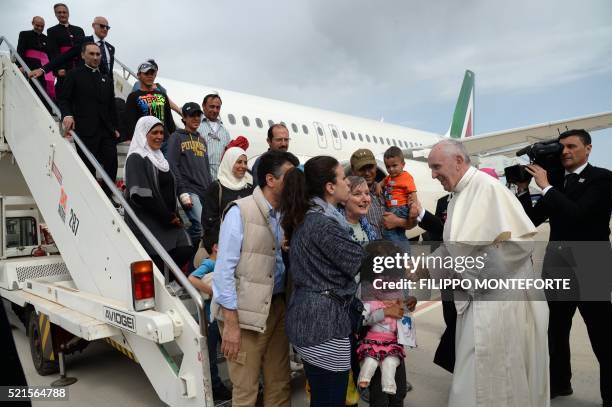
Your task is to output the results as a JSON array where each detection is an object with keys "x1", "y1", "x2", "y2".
[
  {"x1": 207, "y1": 320, "x2": 223, "y2": 389},
  {"x1": 381, "y1": 205, "x2": 409, "y2": 242},
  {"x1": 303, "y1": 361, "x2": 349, "y2": 407},
  {"x1": 185, "y1": 192, "x2": 203, "y2": 245}
]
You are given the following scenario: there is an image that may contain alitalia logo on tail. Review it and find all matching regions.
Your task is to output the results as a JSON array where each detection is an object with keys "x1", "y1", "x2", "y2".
[{"x1": 448, "y1": 70, "x2": 475, "y2": 139}]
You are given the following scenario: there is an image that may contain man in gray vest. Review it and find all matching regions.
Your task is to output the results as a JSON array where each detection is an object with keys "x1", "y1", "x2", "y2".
[{"x1": 212, "y1": 150, "x2": 299, "y2": 407}]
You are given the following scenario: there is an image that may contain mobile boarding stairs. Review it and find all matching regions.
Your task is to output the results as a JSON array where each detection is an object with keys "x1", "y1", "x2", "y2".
[{"x1": 0, "y1": 36, "x2": 216, "y2": 407}]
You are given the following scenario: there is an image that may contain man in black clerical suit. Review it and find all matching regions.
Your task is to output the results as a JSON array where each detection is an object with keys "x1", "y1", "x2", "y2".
[
  {"x1": 58, "y1": 42, "x2": 119, "y2": 198},
  {"x1": 515, "y1": 129, "x2": 612, "y2": 404},
  {"x1": 17, "y1": 17, "x2": 54, "y2": 99},
  {"x1": 46, "y1": 3, "x2": 85, "y2": 97},
  {"x1": 31, "y1": 16, "x2": 115, "y2": 80}
]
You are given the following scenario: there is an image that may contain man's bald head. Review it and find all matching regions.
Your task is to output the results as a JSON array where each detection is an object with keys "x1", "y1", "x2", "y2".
[
  {"x1": 32, "y1": 16, "x2": 45, "y2": 33},
  {"x1": 92, "y1": 16, "x2": 110, "y2": 39},
  {"x1": 427, "y1": 139, "x2": 471, "y2": 192}
]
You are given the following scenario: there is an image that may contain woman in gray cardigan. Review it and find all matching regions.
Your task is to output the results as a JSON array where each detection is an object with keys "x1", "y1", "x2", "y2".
[{"x1": 281, "y1": 156, "x2": 367, "y2": 407}]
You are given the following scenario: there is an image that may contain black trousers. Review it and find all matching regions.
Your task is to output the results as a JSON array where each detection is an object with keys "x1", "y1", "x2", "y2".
[
  {"x1": 548, "y1": 300, "x2": 611, "y2": 404},
  {"x1": 75, "y1": 128, "x2": 117, "y2": 198},
  {"x1": 433, "y1": 297, "x2": 456, "y2": 373}
]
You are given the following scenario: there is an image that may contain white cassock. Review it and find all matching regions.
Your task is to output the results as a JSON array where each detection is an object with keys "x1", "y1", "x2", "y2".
[{"x1": 430, "y1": 166, "x2": 550, "y2": 407}]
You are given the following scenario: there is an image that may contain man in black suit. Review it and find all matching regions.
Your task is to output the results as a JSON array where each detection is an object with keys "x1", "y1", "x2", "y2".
[
  {"x1": 46, "y1": 3, "x2": 85, "y2": 97},
  {"x1": 30, "y1": 16, "x2": 115, "y2": 80},
  {"x1": 58, "y1": 42, "x2": 119, "y2": 198},
  {"x1": 516, "y1": 129, "x2": 612, "y2": 405},
  {"x1": 410, "y1": 195, "x2": 457, "y2": 373}
]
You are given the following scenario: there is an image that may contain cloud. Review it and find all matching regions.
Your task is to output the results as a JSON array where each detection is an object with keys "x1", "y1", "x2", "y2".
[{"x1": 1, "y1": 0, "x2": 611, "y2": 123}]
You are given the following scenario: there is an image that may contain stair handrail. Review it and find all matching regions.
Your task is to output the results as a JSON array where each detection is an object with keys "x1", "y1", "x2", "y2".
[{"x1": 0, "y1": 35, "x2": 208, "y2": 339}]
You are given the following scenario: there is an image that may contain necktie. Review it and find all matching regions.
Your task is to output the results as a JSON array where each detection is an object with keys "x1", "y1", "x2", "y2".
[
  {"x1": 564, "y1": 173, "x2": 579, "y2": 191},
  {"x1": 98, "y1": 40, "x2": 108, "y2": 74}
]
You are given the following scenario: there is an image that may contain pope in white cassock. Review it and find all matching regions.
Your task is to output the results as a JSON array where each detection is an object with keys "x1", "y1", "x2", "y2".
[{"x1": 426, "y1": 139, "x2": 550, "y2": 407}]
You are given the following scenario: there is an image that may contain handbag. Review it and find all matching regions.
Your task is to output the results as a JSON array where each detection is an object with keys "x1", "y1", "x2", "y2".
[{"x1": 320, "y1": 289, "x2": 364, "y2": 335}]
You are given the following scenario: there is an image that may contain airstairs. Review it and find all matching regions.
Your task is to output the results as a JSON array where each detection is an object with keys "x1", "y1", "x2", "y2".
[{"x1": 0, "y1": 37, "x2": 214, "y2": 406}]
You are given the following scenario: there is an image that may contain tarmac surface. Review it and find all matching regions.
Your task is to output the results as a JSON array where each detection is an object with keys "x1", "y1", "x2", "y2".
[
  {"x1": 7, "y1": 222, "x2": 606, "y2": 406},
  {"x1": 8, "y1": 298, "x2": 602, "y2": 406}
]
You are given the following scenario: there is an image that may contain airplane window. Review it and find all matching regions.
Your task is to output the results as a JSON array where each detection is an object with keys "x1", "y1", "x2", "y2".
[
  {"x1": 351, "y1": 132, "x2": 356, "y2": 140},
  {"x1": 373, "y1": 136, "x2": 378, "y2": 144},
  {"x1": 365, "y1": 134, "x2": 371, "y2": 142},
  {"x1": 386, "y1": 137, "x2": 390, "y2": 145},
  {"x1": 358, "y1": 133, "x2": 363, "y2": 141},
  {"x1": 317, "y1": 126, "x2": 323, "y2": 136},
  {"x1": 228, "y1": 114, "x2": 236, "y2": 125},
  {"x1": 342, "y1": 131, "x2": 348, "y2": 140},
  {"x1": 255, "y1": 118, "x2": 263, "y2": 128},
  {"x1": 281, "y1": 121, "x2": 287, "y2": 127},
  {"x1": 392, "y1": 139, "x2": 397, "y2": 146},
  {"x1": 242, "y1": 116, "x2": 250, "y2": 127},
  {"x1": 302, "y1": 124, "x2": 309, "y2": 134},
  {"x1": 292, "y1": 123, "x2": 298, "y2": 133},
  {"x1": 332, "y1": 129, "x2": 338, "y2": 138},
  {"x1": 268, "y1": 120, "x2": 274, "y2": 128}
]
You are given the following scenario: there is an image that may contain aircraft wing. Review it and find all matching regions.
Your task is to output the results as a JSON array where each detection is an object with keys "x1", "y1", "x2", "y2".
[{"x1": 460, "y1": 110, "x2": 612, "y2": 157}]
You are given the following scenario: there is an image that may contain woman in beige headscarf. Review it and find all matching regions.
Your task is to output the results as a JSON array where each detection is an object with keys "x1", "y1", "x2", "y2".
[{"x1": 201, "y1": 147, "x2": 254, "y2": 238}]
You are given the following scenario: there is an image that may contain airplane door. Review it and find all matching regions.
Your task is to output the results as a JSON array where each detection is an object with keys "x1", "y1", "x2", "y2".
[
  {"x1": 328, "y1": 124, "x2": 342, "y2": 150},
  {"x1": 313, "y1": 122, "x2": 328, "y2": 149}
]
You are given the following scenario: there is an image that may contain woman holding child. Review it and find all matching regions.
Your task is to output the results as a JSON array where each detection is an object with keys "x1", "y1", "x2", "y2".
[{"x1": 281, "y1": 156, "x2": 366, "y2": 406}]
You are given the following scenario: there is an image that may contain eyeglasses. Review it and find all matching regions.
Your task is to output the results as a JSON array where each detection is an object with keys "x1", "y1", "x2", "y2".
[
  {"x1": 272, "y1": 138, "x2": 291, "y2": 143},
  {"x1": 97, "y1": 24, "x2": 111, "y2": 30}
]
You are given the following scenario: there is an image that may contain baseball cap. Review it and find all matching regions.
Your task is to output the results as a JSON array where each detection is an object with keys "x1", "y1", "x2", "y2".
[
  {"x1": 137, "y1": 61, "x2": 157, "y2": 73},
  {"x1": 350, "y1": 148, "x2": 376, "y2": 170},
  {"x1": 182, "y1": 102, "x2": 203, "y2": 116}
]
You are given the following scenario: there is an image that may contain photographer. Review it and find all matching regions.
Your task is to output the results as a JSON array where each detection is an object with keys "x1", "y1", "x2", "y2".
[{"x1": 512, "y1": 129, "x2": 612, "y2": 404}]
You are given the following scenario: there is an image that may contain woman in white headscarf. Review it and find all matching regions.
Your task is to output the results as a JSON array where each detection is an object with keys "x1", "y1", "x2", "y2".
[
  {"x1": 201, "y1": 147, "x2": 254, "y2": 238},
  {"x1": 125, "y1": 116, "x2": 192, "y2": 274}
]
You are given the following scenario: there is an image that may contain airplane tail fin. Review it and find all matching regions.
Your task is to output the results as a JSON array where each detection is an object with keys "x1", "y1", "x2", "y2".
[{"x1": 445, "y1": 70, "x2": 475, "y2": 139}]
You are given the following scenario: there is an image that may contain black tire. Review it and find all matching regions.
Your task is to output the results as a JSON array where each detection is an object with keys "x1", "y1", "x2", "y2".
[{"x1": 27, "y1": 310, "x2": 59, "y2": 376}]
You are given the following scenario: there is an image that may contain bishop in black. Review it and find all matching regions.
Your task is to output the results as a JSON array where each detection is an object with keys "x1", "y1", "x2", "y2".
[
  {"x1": 58, "y1": 42, "x2": 119, "y2": 198},
  {"x1": 46, "y1": 3, "x2": 85, "y2": 96},
  {"x1": 17, "y1": 16, "x2": 55, "y2": 101}
]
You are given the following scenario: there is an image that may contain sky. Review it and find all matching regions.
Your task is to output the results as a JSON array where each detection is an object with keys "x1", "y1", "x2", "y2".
[{"x1": 2, "y1": 0, "x2": 611, "y2": 168}]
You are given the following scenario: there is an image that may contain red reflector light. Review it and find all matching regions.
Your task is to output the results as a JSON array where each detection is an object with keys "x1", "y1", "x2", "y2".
[{"x1": 131, "y1": 261, "x2": 155, "y2": 311}]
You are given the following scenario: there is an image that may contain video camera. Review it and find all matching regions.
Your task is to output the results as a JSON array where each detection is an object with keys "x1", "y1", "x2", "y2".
[{"x1": 504, "y1": 139, "x2": 564, "y2": 184}]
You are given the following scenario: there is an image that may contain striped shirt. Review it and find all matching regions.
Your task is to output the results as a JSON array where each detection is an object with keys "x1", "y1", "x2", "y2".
[
  {"x1": 197, "y1": 118, "x2": 231, "y2": 180},
  {"x1": 366, "y1": 183, "x2": 385, "y2": 236},
  {"x1": 293, "y1": 337, "x2": 351, "y2": 372}
]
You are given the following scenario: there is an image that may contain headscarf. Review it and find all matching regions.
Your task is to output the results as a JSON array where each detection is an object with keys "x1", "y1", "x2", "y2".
[
  {"x1": 337, "y1": 206, "x2": 380, "y2": 241},
  {"x1": 217, "y1": 147, "x2": 253, "y2": 190},
  {"x1": 308, "y1": 196, "x2": 351, "y2": 233},
  {"x1": 126, "y1": 116, "x2": 169, "y2": 172},
  {"x1": 224, "y1": 135, "x2": 250, "y2": 153}
]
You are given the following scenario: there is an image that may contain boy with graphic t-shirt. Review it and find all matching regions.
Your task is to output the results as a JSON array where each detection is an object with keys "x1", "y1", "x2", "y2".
[
  {"x1": 380, "y1": 146, "x2": 417, "y2": 246},
  {"x1": 188, "y1": 232, "x2": 232, "y2": 402},
  {"x1": 123, "y1": 61, "x2": 176, "y2": 144}
]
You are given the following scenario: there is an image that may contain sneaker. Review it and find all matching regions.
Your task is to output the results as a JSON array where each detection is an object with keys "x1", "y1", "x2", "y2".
[{"x1": 212, "y1": 384, "x2": 232, "y2": 401}]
